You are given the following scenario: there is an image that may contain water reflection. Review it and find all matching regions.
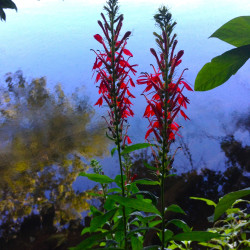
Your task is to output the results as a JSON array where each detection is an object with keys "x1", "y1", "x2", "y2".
[{"x1": 0, "y1": 71, "x2": 110, "y2": 239}]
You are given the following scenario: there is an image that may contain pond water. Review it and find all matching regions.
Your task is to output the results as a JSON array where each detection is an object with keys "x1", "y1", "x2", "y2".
[{"x1": 0, "y1": 0, "x2": 249, "y2": 245}]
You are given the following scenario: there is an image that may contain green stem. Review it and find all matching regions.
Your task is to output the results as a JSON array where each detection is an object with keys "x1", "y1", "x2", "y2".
[
  {"x1": 161, "y1": 31, "x2": 170, "y2": 250},
  {"x1": 109, "y1": 2, "x2": 127, "y2": 249}
]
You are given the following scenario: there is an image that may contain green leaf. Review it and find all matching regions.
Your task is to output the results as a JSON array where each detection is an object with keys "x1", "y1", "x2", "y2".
[
  {"x1": 114, "y1": 174, "x2": 126, "y2": 186},
  {"x1": 89, "y1": 205, "x2": 103, "y2": 217},
  {"x1": 165, "y1": 204, "x2": 186, "y2": 215},
  {"x1": 81, "y1": 227, "x2": 90, "y2": 236},
  {"x1": 131, "y1": 191, "x2": 158, "y2": 206},
  {"x1": 79, "y1": 172, "x2": 114, "y2": 184},
  {"x1": 111, "y1": 147, "x2": 117, "y2": 157},
  {"x1": 109, "y1": 195, "x2": 161, "y2": 215},
  {"x1": 107, "y1": 188, "x2": 122, "y2": 193},
  {"x1": 104, "y1": 198, "x2": 116, "y2": 210},
  {"x1": 121, "y1": 143, "x2": 152, "y2": 155},
  {"x1": 199, "y1": 242, "x2": 222, "y2": 249},
  {"x1": 143, "y1": 161, "x2": 157, "y2": 171},
  {"x1": 194, "y1": 45, "x2": 250, "y2": 91},
  {"x1": 133, "y1": 179, "x2": 160, "y2": 186},
  {"x1": 167, "y1": 219, "x2": 191, "y2": 232},
  {"x1": 214, "y1": 187, "x2": 250, "y2": 221},
  {"x1": 90, "y1": 208, "x2": 117, "y2": 232},
  {"x1": 69, "y1": 231, "x2": 112, "y2": 250},
  {"x1": 149, "y1": 220, "x2": 162, "y2": 227},
  {"x1": 210, "y1": 16, "x2": 250, "y2": 47},
  {"x1": 158, "y1": 229, "x2": 173, "y2": 243},
  {"x1": 190, "y1": 197, "x2": 217, "y2": 207},
  {"x1": 0, "y1": 0, "x2": 17, "y2": 21},
  {"x1": 131, "y1": 236, "x2": 143, "y2": 250},
  {"x1": 172, "y1": 231, "x2": 221, "y2": 242}
]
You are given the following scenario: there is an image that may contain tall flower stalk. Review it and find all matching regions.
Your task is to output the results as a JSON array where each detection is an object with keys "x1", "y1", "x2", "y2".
[
  {"x1": 137, "y1": 6, "x2": 192, "y2": 249},
  {"x1": 92, "y1": 0, "x2": 137, "y2": 248}
]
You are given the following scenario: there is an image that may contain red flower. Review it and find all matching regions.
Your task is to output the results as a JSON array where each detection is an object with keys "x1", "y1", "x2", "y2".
[
  {"x1": 137, "y1": 35, "x2": 192, "y2": 145},
  {"x1": 92, "y1": 12, "x2": 137, "y2": 146}
]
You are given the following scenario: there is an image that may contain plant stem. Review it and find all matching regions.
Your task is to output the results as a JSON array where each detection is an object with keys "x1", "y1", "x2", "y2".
[{"x1": 109, "y1": 1, "x2": 128, "y2": 248}]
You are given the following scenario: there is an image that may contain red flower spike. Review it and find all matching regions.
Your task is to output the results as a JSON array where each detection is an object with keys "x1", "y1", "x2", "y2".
[{"x1": 92, "y1": 8, "x2": 137, "y2": 149}]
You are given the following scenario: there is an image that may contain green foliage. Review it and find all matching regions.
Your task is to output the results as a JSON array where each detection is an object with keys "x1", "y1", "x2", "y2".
[
  {"x1": 79, "y1": 172, "x2": 114, "y2": 184},
  {"x1": 172, "y1": 231, "x2": 221, "y2": 242},
  {"x1": 210, "y1": 16, "x2": 250, "y2": 47},
  {"x1": 0, "y1": 0, "x2": 17, "y2": 21},
  {"x1": 201, "y1": 198, "x2": 250, "y2": 249},
  {"x1": 165, "y1": 204, "x2": 186, "y2": 215},
  {"x1": 213, "y1": 187, "x2": 250, "y2": 221},
  {"x1": 190, "y1": 197, "x2": 217, "y2": 207},
  {"x1": 195, "y1": 16, "x2": 250, "y2": 91},
  {"x1": 194, "y1": 45, "x2": 250, "y2": 91},
  {"x1": 109, "y1": 195, "x2": 161, "y2": 215},
  {"x1": 121, "y1": 143, "x2": 153, "y2": 156}
]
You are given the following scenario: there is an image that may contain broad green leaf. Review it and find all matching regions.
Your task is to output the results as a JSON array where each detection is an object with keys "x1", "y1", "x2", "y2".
[
  {"x1": 158, "y1": 229, "x2": 173, "y2": 243},
  {"x1": 210, "y1": 16, "x2": 250, "y2": 47},
  {"x1": 194, "y1": 45, "x2": 250, "y2": 91},
  {"x1": 172, "y1": 231, "x2": 221, "y2": 242},
  {"x1": 109, "y1": 195, "x2": 161, "y2": 215},
  {"x1": 190, "y1": 197, "x2": 216, "y2": 207},
  {"x1": 167, "y1": 219, "x2": 191, "y2": 232},
  {"x1": 111, "y1": 147, "x2": 117, "y2": 157},
  {"x1": 121, "y1": 143, "x2": 152, "y2": 155},
  {"x1": 131, "y1": 236, "x2": 143, "y2": 250},
  {"x1": 69, "y1": 231, "x2": 111, "y2": 250},
  {"x1": 79, "y1": 172, "x2": 114, "y2": 184},
  {"x1": 165, "y1": 204, "x2": 186, "y2": 215},
  {"x1": 90, "y1": 208, "x2": 117, "y2": 232},
  {"x1": 133, "y1": 179, "x2": 160, "y2": 186},
  {"x1": 0, "y1": 0, "x2": 17, "y2": 21},
  {"x1": 214, "y1": 187, "x2": 250, "y2": 221},
  {"x1": 104, "y1": 198, "x2": 116, "y2": 210}
]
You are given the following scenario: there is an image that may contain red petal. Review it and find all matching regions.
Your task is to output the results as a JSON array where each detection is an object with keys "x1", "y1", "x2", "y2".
[
  {"x1": 95, "y1": 73, "x2": 101, "y2": 83},
  {"x1": 126, "y1": 136, "x2": 132, "y2": 144},
  {"x1": 180, "y1": 110, "x2": 190, "y2": 120},
  {"x1": 94, "y1": 97, "x2": 103, "y2": 106},
  {"x1": 181, "y1": 81, "x2": 193, "y2": 91},
  {"x1": 145, "y1": 128, "x2": 154, "y2": 139},
  {"x1": 123, "y1": 49, "x2": 133, "y2": 57},
  {"x1": 94, "y1": 34, "x2": 103, "y2": 43},
  {"x1": 126, "y1": 89, "x2": 135, "y2": 98},
  {"x1": 129, "y1": 78, "x2": 135, "y2": 87}
]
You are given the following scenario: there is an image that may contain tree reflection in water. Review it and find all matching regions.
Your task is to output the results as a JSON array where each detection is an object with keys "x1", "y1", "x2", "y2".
[{"x1": 0, "y1": 71, "x2": 110, "y2": 240}]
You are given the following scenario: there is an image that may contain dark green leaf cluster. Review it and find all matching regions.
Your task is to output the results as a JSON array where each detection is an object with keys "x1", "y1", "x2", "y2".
[{"x1": 0, "y1": 0, "x2": 17, "y2": 21}]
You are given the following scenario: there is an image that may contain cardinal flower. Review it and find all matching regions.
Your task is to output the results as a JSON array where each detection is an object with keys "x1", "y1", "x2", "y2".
[
  {"x1": 92, "y1": 12, "x2": 137, "y2": 146},
  {"x1": 137, "y1": 7, "x2": 192, "y2": 248}
]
